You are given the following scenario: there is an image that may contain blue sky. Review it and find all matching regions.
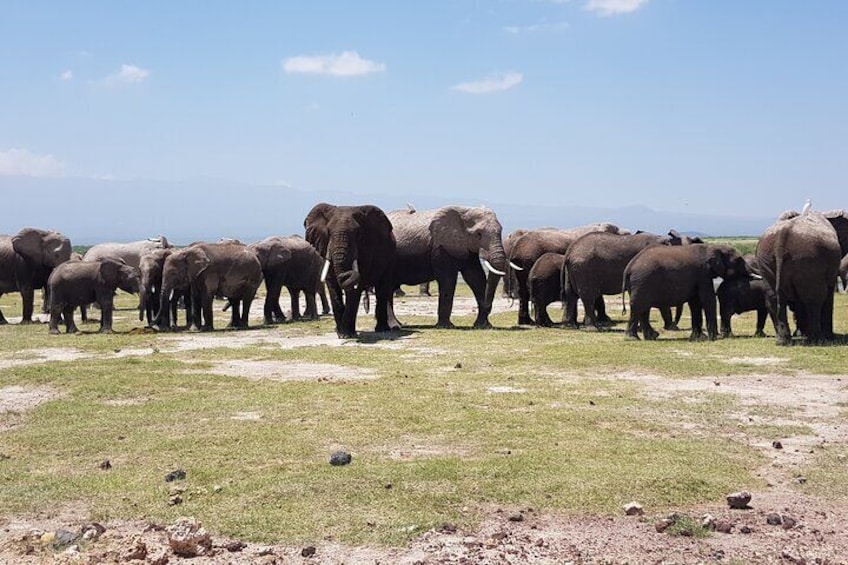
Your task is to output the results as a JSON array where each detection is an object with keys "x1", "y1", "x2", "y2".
[{"x1": 1, "y1": 1, "x2": 847, "y2": 218}]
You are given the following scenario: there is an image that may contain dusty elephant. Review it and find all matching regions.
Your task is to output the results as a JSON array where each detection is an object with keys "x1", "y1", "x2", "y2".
[
  {"x1": 304, "y1": 203, "x2": 397, "y2": 339},
  {"x1": 528, "y1": 252, "x2": 608, "y2": 327},
  {"x1": 623, "y1": 244, "x2": 748, "y2": 341},
  {"x1": 83, "y1": 236, "x2": 171, "y2": 268},
  {"x1": 716, "y1": 276, "x2": 770, "y2": 338},
  {"x1": 47, "y1": 257, "x2": 139, "y2": 334},
  {"x1": 756, "y1": 209, "x2": 848, "y2": 345},
  {"x1": 138, "y1": 248, "x2": 193, "y2": 328},
  {"x1": 0, "y1": 227, "x2": 72, "y2": 324},
  {"x1": 840, "y1": 254, "x2": 848, "y2": 292},
  {"x1": 248, "y1": 235, "x2": 327, "y2": 324},
  {"x1": 508, "y1": 224, "x2": 626, "y2": 326},
  {"x1": 154, "y1": 242, "x2": 262, "y2": 332},
  {"x1": 387, "y1": 206, "x2": 507, "y2": 329}
]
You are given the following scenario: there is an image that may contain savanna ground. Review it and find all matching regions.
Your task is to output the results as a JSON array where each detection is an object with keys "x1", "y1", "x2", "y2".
[{"x1": 1, "y1": 257, "x2": 847, "y2": 564}]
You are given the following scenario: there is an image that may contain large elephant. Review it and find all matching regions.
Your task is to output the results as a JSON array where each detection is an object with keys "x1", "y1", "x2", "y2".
[
  {"x1": 717, "y1": 276, "x2": 769, "y2": 338},
  {"x1": 138, "y1": 248, "x2": 193, "y2": 328},
  {"x1": 248, "y1": 235, "x2": 327, "y2": 325},
  {"x1": 387, "y1": 206, "x2": 507, "y2": 329},
  {"x1": 304, "y1": 203, "x2": 397, "y2": 339},
  {"x1": 83, "y1": 236, "x2": 171, "y2": 268},
  {"x1": 154, "y1": 242, "x2": 262, "y2": 331},
  {"x1": 756, "y1": 209, "x2": 848, "y2": 345},
  {"x1": 47, "y1": 257, "x2": 139, "y2": 334},
  {"x1": 0, "y1": 228, "x2": 72, "y2": 324},
  {"x1": 623, "y1": 244, "x2": 748, "y2": 341},
  {"x1": 508, "y1": 224, "x2": 626, "y2": 325},
  {"x1": 839, "y1": 254, "x2": 848, "y2": 293},
  {"x1": 500, "y1": 228, "x2": 531, "y2": 299}
]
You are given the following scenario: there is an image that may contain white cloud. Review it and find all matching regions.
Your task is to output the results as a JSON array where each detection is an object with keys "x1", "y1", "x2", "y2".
[
  {"x1": 0, "y1": 148, "x2": 65, "y2": 177},
  {"x1": 282, "y1": 51, "x2": 386, "y2": 77},
  {"x1": 60, "y1": 69, "x2": 73, "y2": 81},
  {"x1": 585, "y1": 0, "x2": 649, "y2": 16},
  {"x1": 504, "y1": 21, "x2": 569, "y2": 34},
  {"x1": 102, "y1": 64, "x2": 150, "y2": 86},
  {"x1": 452, "y1": 72, "x2": 523, "y2": 94}
]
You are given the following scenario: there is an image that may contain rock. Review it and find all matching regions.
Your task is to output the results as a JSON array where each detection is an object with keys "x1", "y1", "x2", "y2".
[
  {"x1": 301, "y1": 546, "x2": 317, "y2": 558},
  {"x1": 726, "y1": 491, "x2": 752, "y2": 509},
  {"x1": 147, "y1": 547, "x2": 170, "y2": 565},
  {"x1": 654, "y1": 519, "x2": 673, "y2": 533},
  {"x1": 772, "y1": 441, "x2": 783, "y2": 449},
  {"x1": 782, "y1": 549, "x2": 808, "y2": 565},
  {"x1": 701, "y1": 514, "x2": 716, "y2": 530},
  {"x1": 740, "y1": 525, "x2": 753, "y2": 534},
  {"x1": 507, "y1": 513, "x2": 524, "y2": 522},
  {"x1": 782, "y1": 516, "x2": 798, "y2": 530},
  {"x1": 439, "y1": 523, "x2": 457, "y2": 534},
  {"x1": 329, "y1": 451, "x2": 352, "y2": 466},
  {"x1": 766, "y1": 513, "x2": 783, "y2": 526},
  {"x1": 120, "y1": 535, "x2": 148, "y2": 561},
  {"x1": 221, "y1": 539, "x2": 246, "y2": 552},
  {"x1": 99, "y1": 459, "x2": 112, "y2": 470},
  {"x1": 454, "y1": 363, "x2": 462, "y2": 369},
  {"x1": 168, "y1": 494, "x2": 183, "y2": 506},
  {"x1": 40, "y1": 531, "x2": 56, "y2": 545},
  {"x1": 80, "y1": 523, "x2": 106, "y2": 541},
  {"x1": 164, "y1": 469, "x2": 186, "y2": 482},
  {"x1": 52, "y1": 529, "x2": 79, "y2": 549},
  {"x1": 795, "y1": 476, "x2": 807, "y2": 484},
  {"x1": 715, "y1": 520, "x2": 734, "y2": 534},
  {"x1": 623, "y1": 502, "x2": 643, "y2": 516},
  {"x1": 166, "y1": 517, "x2": 212, "y2": 557}
]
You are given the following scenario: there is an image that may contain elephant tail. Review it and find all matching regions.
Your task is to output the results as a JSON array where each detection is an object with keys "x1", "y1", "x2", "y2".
[
  {"x1": 621, "y1": 271, "x2": 630, "y2": 315},
  {"x1": 774, "y1": 229, "x2": 789, "y2": 314},
  {"x1": 363, "y1": 288, "x2": 371, "y2": 314},
  {"x1": 559, "y1": 257, "x2": 569, "y2": 309}
]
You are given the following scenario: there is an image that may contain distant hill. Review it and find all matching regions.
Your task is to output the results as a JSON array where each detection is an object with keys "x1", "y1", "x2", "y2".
[{"x1": 0, "y1": 176, "x2": 773, "y2": 244}]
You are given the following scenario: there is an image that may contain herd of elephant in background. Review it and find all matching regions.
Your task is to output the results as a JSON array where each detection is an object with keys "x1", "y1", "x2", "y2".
[{"x1": 1, "y1": 201, "x2": 848, "y2": 346}]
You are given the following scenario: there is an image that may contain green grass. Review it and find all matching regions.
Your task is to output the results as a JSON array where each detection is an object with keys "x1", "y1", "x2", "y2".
[{"x1": 1, "y1": 288, "x2": 847, "y2": 545}]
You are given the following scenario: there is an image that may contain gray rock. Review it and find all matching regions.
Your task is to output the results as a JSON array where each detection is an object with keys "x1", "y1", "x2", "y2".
[
  {"x1": 766, "y1": 513, "x2": 783, "y2": 526},
  {"x1": 623, "y1": 502, "x2": 644, "y2": 516},
  {"x1": 329, "y1": 451, "x2": 352, "y2": 466},
  {"x1": 166, "y1": 517, "x2": 212, "y2": 557},
  {"x1": 726, "y1": 491, "x2": 752, "y2": 509}
]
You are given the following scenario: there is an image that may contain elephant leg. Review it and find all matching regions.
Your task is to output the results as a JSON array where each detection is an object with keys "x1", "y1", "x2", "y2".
[
  {"x1": 754, "y1": 307, "x2": 767, "y2": 337},
  {"x1": 0, "y1": 295, "x2": 7, "y2": 324},
  {"x1": 303, "y1": 289, "x2": 318, "y2": 321},
  {"x1": 227, "y1": 300, "x2": 241, "y2": 328},
  {"x1": 822, "y1": 286, "x2": 835, "y2": 340},
  {"x1": 434, "y1": 271, "x2": 458, "y2": 329},
  {"x1": 19, "y1": 285, "x2": 35, "y2": 324},
  {"x1": 199, "y1": 293, "x2": 214, "y2": 332},
  {"x1": 319, "y1": 285, "x2": 331, "y2": 315},
  {"x1": 385, "y1": 291, "x2": 402, "y2": 331},
  {"x1": 289, "y1": 288, "x2": 303, "y2": 321},
  {"x1": 595, "y1": 296, "x2": 610, "y2": 324},
  {"x1": 625, "y1": 309, "x2": 641, "y2": 340},
  {"x1": 660, "y1": 306, "x2": 677, "y2": 331},
  {"x1": 49, "y1": 305, "x2": 62, "y2": 334},
  {"x1": 419, "y1": 282, "x2": 431, "y2": 297},
  {"x1": 641, "y1": 312, "x2": 658, "y2": 340},
  {"x1": 339, "y1": 288, "x2": 361, "y2": 338},
  {"x1": 562, "y1": 288, "x2": 579, "y2": 328},
  {"x1": 804, "y1": 299, "x2": 824, "y2": 344},
  {"x1": 462, "y1": 261, "x2": 491, "y2": 329},
  {"x1": 99, "y1": 298, "x2": 114, "y2": 333},
  {"x1": 581, "y1": 292, "x2": 600, "y2": 330},
  {"x1": 689, "y1": 296, "x2": 706, "y2": 341},
  {"x1": 63, "y1": 306, "x2": 78, "y2": 334},
  {"x1": 374, "y1": 279, "x2": 395, "y2": 333},
  {"x1": 719, "y1": 306, "x2": 733, "y2": 338},
  {"x1": 264, "y1": 283, "x2": 282, "y2": 325},
  {"x1": 534, "y1": 298, "x2": 553, "y2": 327},
  {"x1": 240, "y1": 297, "x2": 253, "y2": 329},
  {"x1": 516, "y1": 271, "x2": 533, "y2": 325},
  {"x1": 41, "y1": 287, "x2": 50, "y2": 314}
]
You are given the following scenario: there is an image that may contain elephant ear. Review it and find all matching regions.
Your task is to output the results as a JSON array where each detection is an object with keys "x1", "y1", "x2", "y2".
[
  {"x1": 705, "y1": 247, "x2": 727, "y2": 278},
  {"x1": 778, "y1": 210, "x2": 800, "y2": 221},
  {"x1": 98, "y1": 258, "x2": 123, "y2": 287},
  {"x1": 824, "y1": 210, "x2": 848, "y2": 256},
  {"x1": 304, "y1": 203, "x2": 336, "y2": 256},
  {"x1": 11, "y1": 228, "x2": 47, "y2": 264},
  {"x1": 431, "y1": 207, "x2": 475, "y2": 260},
  {"x1": 186, "y1": 248, "x2": 211, "y2": 279},
  {"x1": 357, "y1": 206, "x2": 394, "y2": 246}
]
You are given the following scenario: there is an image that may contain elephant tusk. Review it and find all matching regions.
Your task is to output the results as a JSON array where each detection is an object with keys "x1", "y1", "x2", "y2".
[
  {"x1": 482, "y1": 259, "x2": 506, "y2": 277},
  {"x1": 321, "y1": 259, "x2": 330, "y2": 283},
  {"x1": 509, "y1": 261, "x2": 524, "y2": 271},
  {"x1": 749, "y1": 273, "x2": 763, "y2": 280}
]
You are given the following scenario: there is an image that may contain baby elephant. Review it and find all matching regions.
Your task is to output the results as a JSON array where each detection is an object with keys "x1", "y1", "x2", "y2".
[
  {"x1": 717, "y1": 277, "x2": 769, "y2": 338},
  {"x1": 47, "y1": 257, "x2": 139, "y2": 334}
]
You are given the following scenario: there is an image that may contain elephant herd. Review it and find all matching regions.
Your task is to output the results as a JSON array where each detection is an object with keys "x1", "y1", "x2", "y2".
[{"x1": 1, "y1": 203, "x2": 847, "y2": 346}]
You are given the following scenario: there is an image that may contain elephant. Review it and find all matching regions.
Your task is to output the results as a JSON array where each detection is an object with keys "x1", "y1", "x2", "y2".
[
  {"x1": 501, "y1": 228, "x2": 531, "y2": 299},
  {"x1": 83, "y1": 235, "x2": 171, "y2": 268},
  {"x1": 304, "y1": 203, "x2": 397, "y2": 339},
  {"x1": 386, "y1": 206, "x2": 508, "y2": 329},
  {"x1": 153, "y1": 242, "x2": 263, "y2": 331},
  {"x1": 622, "y1": 244, "x2": 748, "y2": 341},
  {"x1": 756, "y1": 209, "x2": 848, "y2": 345},
  {"x1": 528, "y1": 252, "x2": 608, "y2": 327},
  {"x1": 717, "y1": 276, "x2": 769, "y2": 338},
  {"x1": 507, "y1": 224, "x2": 627, "y2": 325},
  {"x1": 47, "y1": 257, "x2": 139, "y2": 334},
  {"x1": 138, "y1": 248, "x2": 193, "y2": 328},
  {"x1": 0, "y1": 228, "x2": 72, "y2": 324},
  {"x1": 840, "y1": 254, "x2": 848, "y2": 292},
  {"x1": 248, "y1": 235, "x2": 328, "y2": 325}
]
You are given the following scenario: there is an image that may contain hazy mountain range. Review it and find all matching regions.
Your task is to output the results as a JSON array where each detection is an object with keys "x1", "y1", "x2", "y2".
[{"x1": 1, "y1": 176, "x2": 773, "y2": 245}]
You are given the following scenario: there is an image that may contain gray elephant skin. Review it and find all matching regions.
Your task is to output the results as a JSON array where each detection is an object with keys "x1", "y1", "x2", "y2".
[
  {"x1": 154, "y1": 242, "x2": 262, "y2": 331},
  {"x1": 840, "y1": 254, "x2": 848, "y2": 292},
  {"x1": 0, "y1": 227, "x2": 72, "y2": 324},
  {"x1": 508, "y1": 224, "x2": 626, "y2": 326},
  {"x1": 249, "y1": 235, "x2": 327, "y2": 325},
  {"x1": 47, "y1": 257, "x2": 139, "y2": 334},
  {"x1": 387, "y1": 206, "x2": 507, "y2": 329},
  {"x1": 304, "y1": 203, "x2": 397, "y2": 339},
  {"x1": 716, "y1": 277, "x2": 769, "y2": 338},
  {"x1": 623, "y1": 244, "x2": 748, "y2": 341},
  {"x1": 138, "y1": 248, "x2": 194, "y2": 328},
  {"x1": 756, "y1": 209, "x2": 848, "y2": 345},
  {"x1": 83, "y1": 236, "x2": 171, "y2": 268}
]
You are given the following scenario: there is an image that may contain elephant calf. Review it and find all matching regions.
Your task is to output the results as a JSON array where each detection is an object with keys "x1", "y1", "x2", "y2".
[
  {"x1": 47, "y1": 257, "x2": 139, "y2": 334},
  {"x1": 717, "y1": 277, "x2": 769, "y2": 338}
]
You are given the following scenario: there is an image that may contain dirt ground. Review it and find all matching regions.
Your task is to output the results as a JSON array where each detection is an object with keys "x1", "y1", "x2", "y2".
[{"x1": 2, "y1": 295, "x2": 848, "y2": 563}]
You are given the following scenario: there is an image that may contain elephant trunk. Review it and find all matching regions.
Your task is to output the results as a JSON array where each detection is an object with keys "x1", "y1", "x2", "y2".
[
  {"x1": 482, "y1": 242, "x2": 508, "y2": 310},
  {"x1": 154, "y1": 283, "x2": 172, "y2": 329},
  {"x1": 138, "y1": 282, "x2": 148, "y2": 321},
  {"x1": 330, "y1": 233, "x2": 360, "y2": 291}
]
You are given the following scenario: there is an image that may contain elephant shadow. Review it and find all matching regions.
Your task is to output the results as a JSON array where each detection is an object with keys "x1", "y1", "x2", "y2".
[{"x1": 353, "y1": 328, "x2": 418, "y2": 344}]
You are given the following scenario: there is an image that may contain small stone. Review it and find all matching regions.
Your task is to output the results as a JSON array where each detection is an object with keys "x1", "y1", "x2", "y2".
[
  {"x1": 507, "y1": 513, "x2": 524, "y2": 522},
  {"x1": 166, "y1": 517, "x2": 212, "y2": 557},
  {"x1": 52, "y1": 529, "x2": 79, "y2": 548},
  {"x1": 384, "y1": 483, "x2": 393, "y2": 489},
  {"x1": 301, "y1": 546, "x2": 317, "y2": 558},
  {"x1": 766, "y1": 513, "x2": 783, "y2": 526},
  {"x1": 782, "y1": 516, "x2": 797, "y2": 529},
  {"x1": 454, "y1": 363, "x2": 462, "y2": 369},
  {"x1": 80, "y1": 523, "x2": 106, "y2": 542},
  {"x1": 164, "y1": 469, "x2": 186, "y2": 482},
  {"x1": 99, "y1": 459, "x2": 112, "y2": 470},
  {"x1": 120, "y1": 535, "x2": 148, "y2": 561},
  {"x1": 589, "y1": 400, "x2": 596, "y2": 406},
  {"x1": 168, "y1": 494, "x2": 183, "y2": 506},
  {"x1": 772, "y1": 441, "x2": 783, "y2": 449},
  {"x1": 213, "y1": 485, "x2": 223, "y2": 493},
  {"x1": 726, "y1": 491, "x2": 752, "y2": 509},
  {"x1": 146, "y1": 547, "x2": 170, "y2": 565},
  {"x1": 715, "y1": 520, "x2": 734, "y2": 534},
  {"x1": 654, "y1": 519, "x2": 673, "y2": 533},
  {"x1": 701, "y1": 514, "x2": 716, "y2": 530},
  {"x1": 795, "y1": 476, "x2": 807, "y2": 484},
  {"x1": 439, "y1": 523, "x2": 457, "y2": 534},
  {"x1": 740, "y1": 525, "x2": 753, "y2": 534},
  {"x1": 623, "y1": 502, "x2": 644, "y2": 516},
  {"x1": 222, "y1": 539, "x2": 246, "y2": 552},
  {"x1": 329, "y1": 451, "x2": 352, "y2": 466},
  {"x1": 40, "y1": 531, "x2": 55, "y2": 545},
  {"x1": 782, "y1": 549, "x2": 807, "y2": 565},
  {"x1": 257, "y1": 546, "x2": 275, "y2": 556}
]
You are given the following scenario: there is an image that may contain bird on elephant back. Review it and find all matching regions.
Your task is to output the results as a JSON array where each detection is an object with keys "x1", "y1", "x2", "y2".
[
  {"x1": 756, "y1": 207, "x2": 848, "y2": 345},
  {"x1": 507, "y1": 223, "x2": 629, "y2": 326},
  {"x1": 304, "y1": 203, "x2": 397, "y2": 339},
  {"x1": 386, "y1": 205, "x2": 508, "y2": 330},
  {"x1": 0, "y1": 227, "x2": 73, "y2": 325},
  {"x1": 622, "y1": 243, "x2": 749, "y2": 341}
]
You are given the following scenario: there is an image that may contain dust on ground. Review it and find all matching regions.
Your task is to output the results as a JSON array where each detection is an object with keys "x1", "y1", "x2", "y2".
[{"x1": 191, "y1": 359, "x2": 378, "y2": 382}]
